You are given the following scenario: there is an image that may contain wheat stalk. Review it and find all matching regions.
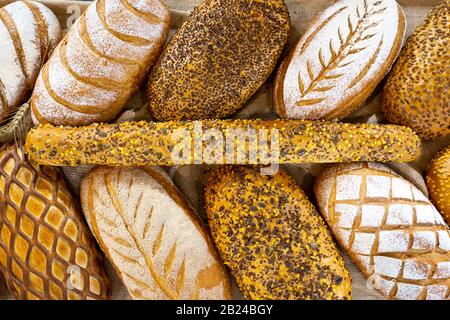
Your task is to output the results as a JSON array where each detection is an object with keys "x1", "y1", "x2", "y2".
[{"x1": 0, "y1": 100, "x2": 32, "y2": 145}]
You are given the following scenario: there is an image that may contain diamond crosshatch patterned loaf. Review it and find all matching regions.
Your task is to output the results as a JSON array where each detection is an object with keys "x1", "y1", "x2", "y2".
[
  {"x1": 0, "y1": 144, "x2": 109, "y2": 300},
  {"x1": 274, "y1": 0, "x2": 406, "y2": 120},
  {"x1": 315, "y1": 162, "x2": 450, "y2": 300}
]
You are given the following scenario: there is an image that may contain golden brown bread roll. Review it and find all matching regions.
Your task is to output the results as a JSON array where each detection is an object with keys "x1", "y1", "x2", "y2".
[
  {"x1": 80, "y1": 166, "x2": 231, "y2": 300},
  {"x1": 0, "y1": 0, "x2": 61, "y2": 122},
  {"x1": 427, "y1": 145, "x2": 450, "y2": 224},
  {"x1": 315, "y1": 162, "x2": 450, "y2": 300},
  {"x1": 31, "y1": 0, "x2": 170, "y2": 126},
  {"x1": 24, "y1": 120, "x2": 420, "y2": 166},
  {"x1": 147, "y1": 0, "x2": 290, "y2": 121},
  {"x1": 204, "y1": 166, "x2": 352, "y2": 300},
  {"x1": 0, "y1": 144, "x2": 109, "y2": 300},
  {"x1": 274, "y1": 0, "x2": 405, "y2": 120},
  {"x1": 381, "y1": 0, "x2": 450, "y2": 140}
]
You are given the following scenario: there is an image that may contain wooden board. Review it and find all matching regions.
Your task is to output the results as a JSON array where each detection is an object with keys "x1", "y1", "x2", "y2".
[{"x1": 0, "y1": 0, "x2": 446, "y2": 300}]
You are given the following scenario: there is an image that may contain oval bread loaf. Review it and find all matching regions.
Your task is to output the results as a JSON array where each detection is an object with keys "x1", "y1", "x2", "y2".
[
  {"x1": 0, "y1": 0, "x2": 61, "y2": 122},
  {"x1": 204, "y1": 166, "x2": 352, "y2": 300},
  {"x1": 315, "y1": 162, "x2": 450, "y2": 300},
  {"x1": 0, "y1": 144, "x2": 109, "y2": 300},
  {"x1": 31, "y1": 0, "x2": 170, "y2": 126},
  {"x1": 427, "y1": 145, "x2": 450, "y2": 224},
  {"x1": 381, "y1": 0, "x2": 450, "y2": 140},
  {"x1": 80, "y1": 166, "x2": 232, "y2": 300},
  {"x1": 147, "y1": 0, "x2": 290, "y2": 121},
  {"x1": 274, "y1": 0, "x2": 405, "y2": 120},
  {"x1": 24, "y1": 119, "x2": 420, "y2": 166}
]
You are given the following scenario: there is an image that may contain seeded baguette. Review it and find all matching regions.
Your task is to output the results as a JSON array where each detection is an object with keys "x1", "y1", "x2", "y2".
[{"x1": 25, "y1": 120, "x2": 420, "y2": 166}]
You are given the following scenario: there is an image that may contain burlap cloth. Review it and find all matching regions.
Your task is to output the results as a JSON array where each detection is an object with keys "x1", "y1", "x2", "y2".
[{"x1": 0, "y1": 0, "x2": 448, "y2": 300}]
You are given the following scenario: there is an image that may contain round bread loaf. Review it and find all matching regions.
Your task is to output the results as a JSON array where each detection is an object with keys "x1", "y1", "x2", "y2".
[
  {"x1": 427, "y1": 145, "x2": 450, "y2": 223},
  {"x1": 147, "y1": 0, "x2": 290, "y2": 121},
  {"x1": 31, "y1": 0, "x2": 170, "y2": 126},
  {"x1": 274, "y1": 0, "x2": 405, "y2": 120},
  {"x1": 204, "y1": 166, "x2": 352, "y2": 300},
  {"x1": 381, "y1": 0, "x2": 450, "y2": 140},
  {"x1": 0, "y1": 1, "x2": 61, "y2": 122}
]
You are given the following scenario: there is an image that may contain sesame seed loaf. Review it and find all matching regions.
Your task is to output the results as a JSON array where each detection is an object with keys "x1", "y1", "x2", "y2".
[
  {"x1": 147, "y1": 0, "x2": 290, "y2": 121},
  {"x1": 80, "y1": 166, "x2": 232, "y2": 299},
  {"x1": 427, "y1": 145, "x2": 450, "y2": 224},
  {"x1": 204, "y1": 166, "x2": 352, "y2": 300},
  {"x1": 31, "y1": 0, "x2": 170, "y2": 126},
  {"x1": 274, "y1": 0, "x2": 406, "y2": 120},
  {"x1": 24, "y1": 119, "x2": 420, "y2": 166},
  {"x1": 0, "y1": 1, "x2": 61, "y2": 122},
  {"x1": 315, "y1": 162, "x2": 450, "y2": 300},
  {"x1": 0, "y1": 144, "x2": 109, "y2": 300},
  {"x1": 381, "y1": 0, "x2": 450, "y2": 140}
]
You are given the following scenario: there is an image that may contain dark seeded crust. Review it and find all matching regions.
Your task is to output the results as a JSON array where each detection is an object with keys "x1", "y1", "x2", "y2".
[
  {"x1": 381, "y1": 0, "x2": 450, "y2": 140},
  {"x1": 147, "y1": 0, "x2": 290, "y2": 121},
  {"x1": 427, "y1": 145, "x2": 450, "y2": 224},
  {"x1": 204, "y1": 166, "x2": 352, "y2": 300}
]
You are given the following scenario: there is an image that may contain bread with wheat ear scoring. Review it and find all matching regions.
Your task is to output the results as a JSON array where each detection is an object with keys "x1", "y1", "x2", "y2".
[
  {"x1": 381, "y1": 0, "x2": 449, "y2": 140},
  {"x1": 0, "y1": 1, "x2": 61, "y2": 122},
  {"x1": 0, "y1": 144, "x2": 109, "y2": 300},
  {"x1": 204, "y1": 166, "x2": 351, "y2": 299},
  {"x1": 274, "y1": 0, "x2": 405, "y2": 120},
  {"x1": 80, "y1": 166, "x2": 232, "y2": 300},
  {"x1": 31, "y1": 0, "x2": 170, "y2": 126},
  {"x1": 315, "y1": 162, "x2": 450, "y2": 300}
]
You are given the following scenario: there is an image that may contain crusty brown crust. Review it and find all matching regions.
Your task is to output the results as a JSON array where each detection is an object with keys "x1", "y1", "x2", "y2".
[
  {"x1": 80, "y1": 166, "x2": 232, "y2": 300},
  {"x1": 25, "y1": 119, "x2": 420, "y2": 166},
  {"x1": 381, "y1": 0, "x2": 450, "y2": 140},
  {"x1": 147, "y1": 0, "x2": 290, "y2": 121},
  {"x1": 427, "y1": 145, "x2": 450, "y2": 224},
  {"x1": 0, "y1": 144, "x2": 109, "y2": 300},
  {"x1": 273, "y1": 0, "x2": 406, "y2": 120},
  {"x1": 204, "y1": 166, "x2": 352, "y2": 300}
]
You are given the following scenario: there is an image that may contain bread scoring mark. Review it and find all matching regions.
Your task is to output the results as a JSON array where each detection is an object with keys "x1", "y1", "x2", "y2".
[
  {"x1": 121, "y1": 0, "x2": 163, "y2": 24},
  {"x1": 96, "y1": 0, "x2": 152, "y2": 47},
  {"x1": 22, "y1": 1, "x2": 48, "y2": 63},
  {"x1": 58, "y1": 31, "x2": 130, "y2": 91},
  {"x1": 0, "y1": 9, "x2": 28, "y2": 84},
  {"x1": 296, "y1": 0, "x2": 386, "y2": 108}
]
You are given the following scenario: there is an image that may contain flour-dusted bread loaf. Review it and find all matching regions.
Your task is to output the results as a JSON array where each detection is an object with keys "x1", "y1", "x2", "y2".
[
  {"x1": 31, "y1": 0, "x2": 170, "y2": 126},
  {"x1": 0, "y1": 144, "x2": 109, "y2": 300},
  {"x1": 274, "y1": 0, "x2": 405, "y2": 120},
  {"x1": 427, "y1": 145, "x2": 450, "y2": 224},
  {"x1": 381, "y1": 0, "x2": 449, "y2": 140},
  {"x1": 80, "y1": 166, "x2": 231, "y2": 300},
  {"x1": 204, "y1": 166, "x2": 352, "y2": 300},
  {"x1": 25, "y1": 119, "x2": 420, "y2": 166},
  {"x1": 315, "y1": 162, "x2": 450, "y2": 300},
  {"x1": 0, "y1": 0, "x2": 61, "y2": 122},
  {"x1": 147, "y1": 0, "x2": 290, "y2": 121}
]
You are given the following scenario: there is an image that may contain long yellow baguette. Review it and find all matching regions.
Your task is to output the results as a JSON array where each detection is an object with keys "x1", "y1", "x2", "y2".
[{"x1": 25, "y1": 120, "x2": 420, "y2": 166}]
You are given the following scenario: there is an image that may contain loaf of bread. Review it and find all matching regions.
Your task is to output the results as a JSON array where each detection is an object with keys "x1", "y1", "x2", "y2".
[
  {"x1": 31, "y1": 0, "x2": 170, "y2": 126},
  {"x1": 25, "y1": 119, "x2": 420, "y2": 166},
  {"x1": 80, "y1": 166, "x2": 231, "y2": 300},
  {"x1": 204, "y1": 166, "x2": 352, "y2": 299},
  {"x1": 147, "y1": 0, "x2": 290, "y2": 121},
  {"x1": 381, "y1": 0, "x2": 449, "y2": 140},
  {"x1": 0, "y1": 0, "x2": 61, "y2": 122},
  {"x1": 0, "y1": 144, "x2": 109, "y2": 300},
  {"x1": 427, "y1": 145, "x2": 450, "y2": 224},
  {"x1": 315, "y1": 162, "x2": 450, "y2": 300},
  {"x1": 274, "y1": 0, "x2": 405, "y2": 120}
]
